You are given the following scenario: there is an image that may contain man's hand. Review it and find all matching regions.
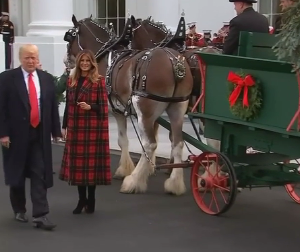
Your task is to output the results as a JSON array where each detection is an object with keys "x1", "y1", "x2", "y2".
[
  {"x1": 0, "y1": 136, "x2": 10, "y2": 148},
  {"x1": 77, "y1": 102, "x2": 91, "y2": 110}
]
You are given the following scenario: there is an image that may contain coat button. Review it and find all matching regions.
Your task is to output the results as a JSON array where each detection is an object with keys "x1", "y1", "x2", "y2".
[{"x1": 23, "y1": 117, "x2": 26, "y2": 120}]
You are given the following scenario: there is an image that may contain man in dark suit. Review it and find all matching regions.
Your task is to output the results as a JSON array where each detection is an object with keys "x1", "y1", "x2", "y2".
[
  {"x1": 223, "y1": 0, "x2": 269, "y2": 55},
  {"x1": 0, "y1": 44, "x2": 62, "y2": 230}
]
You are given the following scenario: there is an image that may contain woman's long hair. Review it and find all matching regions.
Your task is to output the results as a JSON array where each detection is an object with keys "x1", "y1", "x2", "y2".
[{"x1": 70, "y1": 49, "x2": 100, "y2": 86}]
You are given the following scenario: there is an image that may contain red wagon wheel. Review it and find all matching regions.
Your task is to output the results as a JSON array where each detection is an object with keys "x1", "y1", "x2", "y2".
[
  {"x1": 284, "y1": 160, "x2": 300, "y2": 204},
  {"x1": 190, "y1": 152, "x2": 238, "y2": 215}
]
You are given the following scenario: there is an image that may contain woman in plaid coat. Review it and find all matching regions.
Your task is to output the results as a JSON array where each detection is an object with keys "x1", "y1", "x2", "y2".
[{"x1": 60, "y1": 49, "x2": 111, "y2": 214}]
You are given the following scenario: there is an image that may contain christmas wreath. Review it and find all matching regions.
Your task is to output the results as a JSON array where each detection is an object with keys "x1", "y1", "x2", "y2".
[{"x1": 227, "y1": 71, "x2": 262, "y2": 121}]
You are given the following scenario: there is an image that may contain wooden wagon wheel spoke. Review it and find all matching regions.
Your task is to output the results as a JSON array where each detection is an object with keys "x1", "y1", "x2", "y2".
[
  {"x1": 216, "y1": 187, "x2": 229, "y2": 204},
  {"x1": 209, "y1": 189, "x2": 220, "y2": 213},
  {"x1": 213, "y1": 164, "x2": 226, "y2": 179},
  {"x1": 213, "y1": 183, "x2": 230, "y2": 192},
  {"x1": 198, "y1": 160, "x2": 215, "y2": 177}
]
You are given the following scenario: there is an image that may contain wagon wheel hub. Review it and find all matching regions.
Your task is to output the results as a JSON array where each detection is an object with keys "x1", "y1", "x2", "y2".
[{"x1": 200, "y1": 178, "x2": 213, "y2": 189}]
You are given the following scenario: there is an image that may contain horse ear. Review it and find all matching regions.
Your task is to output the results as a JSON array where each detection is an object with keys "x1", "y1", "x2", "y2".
[
  {"x1": 130, "y1": 15, "x2": 136, "y2": 27},
  {"x1": 72, "y1": 14, "x2": 78, "y2": 26}
]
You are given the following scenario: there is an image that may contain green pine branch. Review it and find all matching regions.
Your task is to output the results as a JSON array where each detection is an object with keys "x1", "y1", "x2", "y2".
[{"x1": 273, "y1": 1, "x2": 300, "y2": 70}]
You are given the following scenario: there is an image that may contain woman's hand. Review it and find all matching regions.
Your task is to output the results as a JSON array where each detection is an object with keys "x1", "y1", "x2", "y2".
[
  {"x1": 61, "y1": 128, "x2": 67, "y2": 140},
  {"x1": 77, "y1": 102, "x2": 91, "y2": 110}
]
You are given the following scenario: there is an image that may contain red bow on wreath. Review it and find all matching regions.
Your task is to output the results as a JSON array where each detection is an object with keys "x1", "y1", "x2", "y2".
[{"x1": 227, "y1": 71, "x2": 255, "y2": 107}]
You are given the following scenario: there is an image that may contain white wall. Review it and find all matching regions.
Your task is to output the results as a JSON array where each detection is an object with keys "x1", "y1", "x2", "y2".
[
  {"x1": 0, "y1": 36, "x2": 5, "y2": 73},
  {"x1": 126, "y1": 0, "x2": 258, "y2": 33}
]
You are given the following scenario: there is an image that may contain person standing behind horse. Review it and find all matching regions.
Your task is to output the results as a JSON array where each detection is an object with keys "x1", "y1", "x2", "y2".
[
  {"x1": 59, "y1": 49, "x2": 111, "y2": 214},
  {"x1": 0, "y1": 44, "x2": 62, "y2": 230},
  {"x1": 223, "y1": 0, "x2": 269, "y2": 55}
]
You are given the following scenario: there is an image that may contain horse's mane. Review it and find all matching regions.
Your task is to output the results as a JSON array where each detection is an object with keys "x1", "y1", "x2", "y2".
[
  {"x1": 78, "y1": 17, "x2": 113, "y2": 36},
  {"x1": 144, "y1": 17, "x2": 169, "y2": 34},
  {"x1": 91, "y1": 18, "x2": 112, "y2": 34}
]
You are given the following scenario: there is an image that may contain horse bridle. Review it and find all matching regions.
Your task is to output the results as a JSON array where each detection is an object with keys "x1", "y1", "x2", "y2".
[
  {"x1": 64, "y1": 19, "x2": 115, "y2": 66},
  {"x1": 132, "y1": 21, "x2": 172, "y2": 48}
]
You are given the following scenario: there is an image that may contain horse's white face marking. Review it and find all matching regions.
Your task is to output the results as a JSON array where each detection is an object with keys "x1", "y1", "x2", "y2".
[
  {"x1": 63, "y1": 52, "x2": 76, "y2": 68},
  {"x1": 69, "y1": 67, "x2": 76, "y2": 76},
  {"x1": 63, "y1": 53, "x2": 68, "y2": 66}
]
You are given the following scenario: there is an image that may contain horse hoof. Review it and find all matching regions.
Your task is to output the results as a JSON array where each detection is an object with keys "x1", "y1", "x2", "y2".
[
  {"x1": 113, "y1": 174, "x2": 124, "y2": 180},
  {"x1": 120, "y1": 175, "x2": 147, "y2": 194},
  {"x1": 164, "y1": 177, "x2": 186, "y2": 196}
]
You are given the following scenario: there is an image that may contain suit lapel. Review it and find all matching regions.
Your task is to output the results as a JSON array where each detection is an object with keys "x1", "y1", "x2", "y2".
[
  {"x1": 77, "y1": 77, "x2": 92, "y2": 101},
  {"x1": 16, "y1": 67, "x2": 30, "y2": 111}
]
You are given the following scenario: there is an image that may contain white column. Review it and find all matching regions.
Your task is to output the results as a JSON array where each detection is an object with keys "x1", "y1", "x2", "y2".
[{"x1": 26, "y1": 0, "x2": 74, "y2": 37}]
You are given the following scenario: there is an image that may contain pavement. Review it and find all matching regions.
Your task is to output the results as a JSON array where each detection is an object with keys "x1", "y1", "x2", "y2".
[
  {"x1": 1, "y1": 117, "x2": 300, "y2": 252},
  {"x1": 0, "y1": 149, "x2": 300, "y2": 251}
]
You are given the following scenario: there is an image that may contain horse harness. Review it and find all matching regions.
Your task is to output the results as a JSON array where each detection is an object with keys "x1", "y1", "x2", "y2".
[
  {"x1": 64, "y1": 18, "x2": 191, "y2": 117},
  {"x1": 105, "y1": 47, "x2": 190, "y2": 116}
]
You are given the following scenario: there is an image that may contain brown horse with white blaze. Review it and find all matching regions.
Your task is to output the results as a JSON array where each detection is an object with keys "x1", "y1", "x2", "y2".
[{"x1": 64, "y1": 15, "x2": 193, "y2": 195}]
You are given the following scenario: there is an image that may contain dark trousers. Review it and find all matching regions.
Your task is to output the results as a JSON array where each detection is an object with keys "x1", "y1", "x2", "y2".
[
  {"x1": 9, "y1": 125, "x2": 49, "y2": 218},
  {"x1": 4, "y1": 42, "x2": 11, "y2": 70}
]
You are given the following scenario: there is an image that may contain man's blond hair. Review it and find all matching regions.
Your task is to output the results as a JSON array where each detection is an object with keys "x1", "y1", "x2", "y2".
[{"x1": 19, "y1": 44, "x2": 39, "y2": 59}]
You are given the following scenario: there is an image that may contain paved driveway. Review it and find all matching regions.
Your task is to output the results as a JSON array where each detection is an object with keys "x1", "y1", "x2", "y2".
[{"x1": 0, "y1": 145, "x2": 300, "y2": 252}]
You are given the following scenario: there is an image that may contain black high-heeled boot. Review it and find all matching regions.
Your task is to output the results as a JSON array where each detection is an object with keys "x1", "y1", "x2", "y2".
[
  {"x1": 73, "y1": 186, "x2": 87, "y2": 214},
  {"x1": 86, "y1": 186, "x2": 96, "y2": 214}
]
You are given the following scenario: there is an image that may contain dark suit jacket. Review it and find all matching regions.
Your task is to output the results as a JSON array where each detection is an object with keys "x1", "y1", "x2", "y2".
[
  {"x1": 0, "y1": 67, "x2": 62, "y2": 188},
  {"x1": 223, "y1": 7, "x2": 270, "y2": 55}
]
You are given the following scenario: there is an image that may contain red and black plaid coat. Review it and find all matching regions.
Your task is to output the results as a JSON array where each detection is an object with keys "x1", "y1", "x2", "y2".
[{"x1": 59, "y1": 77, "x2": 111, "y2": 186}]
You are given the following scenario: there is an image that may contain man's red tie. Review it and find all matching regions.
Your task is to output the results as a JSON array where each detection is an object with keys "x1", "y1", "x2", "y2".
[{"x1": 28, "y1": 73, "x2": 39, "y2": 127}]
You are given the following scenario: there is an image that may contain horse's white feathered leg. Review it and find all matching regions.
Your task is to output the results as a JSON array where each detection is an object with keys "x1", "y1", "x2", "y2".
[
  {"x1": 164, "y1": 101, "x2": 188, "y2": 196},
  {"x1": 113, "y1": 113, "x2": 135, "y2": 179},
  {"x1": 120, "y1": 96, "x2": 168, "y2": 193}
]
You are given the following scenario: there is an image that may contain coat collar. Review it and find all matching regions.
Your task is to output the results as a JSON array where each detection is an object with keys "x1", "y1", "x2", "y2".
[
  {"x1": 242, "y1": 7, "x2": 254, "y2": 13},
  {"x1": 70, "y1": 76, "x2": 93, "y2": 101}
]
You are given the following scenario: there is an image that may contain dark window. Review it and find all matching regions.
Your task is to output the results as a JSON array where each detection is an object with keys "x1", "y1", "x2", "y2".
[
  {"x1": 96, "y1": 0, "x2": 126, "y2": 36},
  {"x1": 258, "y1": 0, "x2": 281, "y2": 26}
]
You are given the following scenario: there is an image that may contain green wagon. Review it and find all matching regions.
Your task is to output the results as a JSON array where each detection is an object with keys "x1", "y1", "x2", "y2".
[{"x1": 157, "y1": 31, "x2": 300, "y2": 215}]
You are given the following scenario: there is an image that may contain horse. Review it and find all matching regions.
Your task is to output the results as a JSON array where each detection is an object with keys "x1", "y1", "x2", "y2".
[
  {"x1": 129, "y1": 17, "x2": 244, "y2": 192},
  {"x1": 128, "y1": 16, "x2": 226, "y2": 187},
  {"x1": 130, "y1": 16, "x2": 222, "y2": 149},
  {"x1": 64, "y1": 15, "x2": 194, "y2": 195},
  {"x1": 131, "y1": 17, "x2": 221, "y2": 127}
]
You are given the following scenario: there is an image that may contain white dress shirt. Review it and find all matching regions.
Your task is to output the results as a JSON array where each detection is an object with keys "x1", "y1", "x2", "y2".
[{"x1": 21, "y1": 68, "x2": 41, "y2": 120}]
